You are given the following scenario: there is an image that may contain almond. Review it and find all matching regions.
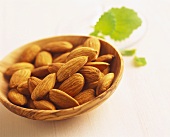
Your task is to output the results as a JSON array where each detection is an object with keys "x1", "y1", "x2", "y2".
[
  {"x1": 57, "y1": 56, "x2": 88, "y2": 82},
  {"x1": 53, "y1": 52, "x2": 70, "y2": 63},
  {"x1": 83, "y1": 37, "x2": 100, "y2": 57},
  {"x1": 59, "y1": 73, "x2": 84, "y2": 97},
  {"x1": 5, "y1": 62, "x2": 34, "y2": 76},
  {"x1": 28, "y1": 77, "x2": 41, "y2": 94},
  {"x1": 20, "y1": 44, "x2": 41, "y2": 62},
  {"x1": 85, "y1": 80, "x2": 99, "y2": 89},
  {"x1": 9, "y1": 69, "x2": 31, "y2": 88},
  {"x1": 49, "y1": 89, "x2": 79, "y2": 109},
  {"x1": 31, "y1": 73, "x2": 56, "y2": 100},
  {"x1": 96, "y1": 73, "x2": 114, "y2": 96},
  {"x1": 79, "y1": 66, "x2": 101, "y2": 83},
  {"x1": 102, "y1": 66, "x2": 110, "y2": 75},
  {"x1": 74, "y1": 89, "x2": 95, "y2": 105},
  {"x1": 35, "y1": 51, "x2": 52, "y2": 67},
  {"x1": 33, "y1": 100, "x2": 56, "y2": 110},
  {"x1": 95, "y1": 54, "x2": 114, "y2": 62},
  {"x1": 8, "y1": 89, "x2": 27, "y2": 106},
  {"x1": 66, "y1": 47, "x2": 97, "y2": 62},
  {"x1": 85, "y1": 62, "x2": 110, "y2": 71},
  {"x1": 48, "y1": 63, "x2": 64, "y2": 73},
  {"x1": 17, "y1": 81, "x2": 30, "y2": 96},
  {"x1": 31, "y1": 66, "x2": 50, "y2": 78},
  {"x1": 42, "y1": 41, "x2": 73, "y2": 53},
  {"x1": 84, "y1": 72, "x2": 104, "y2": 89}
]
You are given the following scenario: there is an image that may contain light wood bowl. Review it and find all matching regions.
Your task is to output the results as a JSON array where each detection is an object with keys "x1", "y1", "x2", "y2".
[{"x1": 0, "y1": 35, "x2": 124, "y2": 121}]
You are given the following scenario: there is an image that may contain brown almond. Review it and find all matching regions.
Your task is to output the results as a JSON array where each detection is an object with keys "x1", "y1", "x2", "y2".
[
  {"x1": 85, "y1": 62, "x2": 110, "y2": 71},
  {"x1": 42, "y1": 41, "x2": 73, "y2": 53},
  {"x1": 31, "y1": 73, "x2": 56, "y2": 100},
  {"x1": 83, "y1": 37, "x2": 100, "y2": 57},
  {"x1": 33, "y1": 100, "x2": 56, "y2": 110},
  {"x1": 67, "y1": 47, "x2": 97, "y2": 62},
  {"x1": 57, "y1": 56, "x2": 88, "y2": 82},
  {"x1": 95, "y1": 54, "x2": 114, "y2": 62},
  {"x1": 8, "y1": 89, "x2": 27, "y2": 106},
  {"x1": 53, "y1": 52, "x2": 70, "y2": 63},
  {"x1": 85, "y1": 81, "x2": 99, "y2": 90},
  {"x1": 79, "y1": 66, "x2": 101, "y2": 83},
  {"x1": 20, "y1": 44, "x2": 41, "y2": 62},
  {"x1": 48, "y1": 63, "x2": 64, "y2": 73},
  {"x1": 49, "y1": 89, "x2": 79, "y2": 109},
  {"x1": 5, "y1": 62, "x2": 34, "y2": 76},
  {"x1": 28, "y1": 77, "x2": 41, "y2": 94},
  {"x1": 96, "y1": 73, "x2": 114, "y2": 96},
  {"x1": 9, "y1": 69, "x2": 31, "y2": 88},
  {"x1": 74, "y1": 89, "x2": 95, "y2": 105},
  {"x1": 59, "y1": 73, "x2": 84, "y2": 97},
  {"x1": 35, "y1": 51, "x2": 52, "y2": 67},
  {"x1": 17, "y1": 81, "x2": 30, "y2": 96},
  {"x1": 102, "y1": 66, "x2": 110, "y2": 75},
  {"x1": 84, "y1": 72, "x2": 104, "y2": 89},
  {"x1": 31, "y1": 66, "x2": 50, "y2": 78}
]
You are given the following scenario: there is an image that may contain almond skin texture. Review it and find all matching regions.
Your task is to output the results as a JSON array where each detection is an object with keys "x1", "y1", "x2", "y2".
[
  {"x1": 83, "y1": 37, "x2": 101, "y2": 57},
  {"x1": 59, "y1": 73, "x2": 84, "y2": 97},
  {"x1": 28, "y1": 77, "x2": 41, "y2": 94},
  {"x1": 8, "y1": 89, "x2": 27, "y2": 106},
  {"x1": 5, "y1": 62, "x2": 34, "y2": 76},
  {"x1": 35, "y1": 51, "x2": 52, "y2": 67},
  {"x1": 49, "y1": 89, "x2": 79, "y2": 109},
  {"x1": 9, "y1": 69, "x2": 31, "y2": 88},
  {"x1": 31, "y1": 66, "x2": 50, "y2": 78},
  {"x1": 17, "y1": 81, "x2": 30, "y2": 96},
  {"x1": 84, "y1": 80, "x2": 99, "y2": 90},
  {"x1": 42, "y1": 41, "x2": 73, "y2": 53},
  {"x1": 33, "y1": 100, "x2": 56, "y2": 110},
  {"x1": 102, "y1": 66, "x2": 110, "y2": 75},
  {"x1": 95, "y1": 54, "x2": 114, "y2": 62},
  {"x1": 96, "y1": 73, "x2": 115, "y2": 96},
  {"x1": 74, "y1": 89, "x2": 95, "y2": 105},
  {"x1": 53, "y1": 52, "x2": 70, "y2": 63},
  {"x1": 31, "y1": 73, "x2": 56, "y2": 100},
  {"x1": 48, "y1": 63, "x2": 64, "y2": 73},
  {"x1": 67, "y1": 47, "x2": 97, "y2": 62},
  {"x1": 79, "y1": 66, "x2": 102, "y2": 83},
  {"x1": 57, "y1": 56, "x2": 88, "y2": 82},
  {"x1": 20, "y1": 44, "x2": 41, "y2": 63},
  {"x1": 85, "y1": 62, "x2": 110, "y2": 71},
  {"x1": 84, "y1": 72, "x2": 104, "y2": 89}
]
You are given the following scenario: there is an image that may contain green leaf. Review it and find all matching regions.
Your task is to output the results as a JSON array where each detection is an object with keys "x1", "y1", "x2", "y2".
[
  {"x1": 134, "y1": 56, "x2": 147, "y2": 66},
  {"x1": 121, "y1": 49, "x2": 136, "y2": 56},
  {"x1": 91, "y1": 6, "x2": 142, "y2": 41},
  {"x1": 94, "y1": 11, "x2": 116, "y2": 35},
  {"x1": 109, "y1": 7, "x2": 142, "y2": 41}
]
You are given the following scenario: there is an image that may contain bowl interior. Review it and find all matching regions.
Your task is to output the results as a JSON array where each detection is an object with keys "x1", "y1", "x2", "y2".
[{"x1": 0, "y1": 35, "x2": 123, "y2": 120}]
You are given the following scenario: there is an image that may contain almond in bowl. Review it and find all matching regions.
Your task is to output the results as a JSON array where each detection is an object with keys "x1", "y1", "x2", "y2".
[{"x1": 0, "y1": 35, "x2": 123, "y2": 120}]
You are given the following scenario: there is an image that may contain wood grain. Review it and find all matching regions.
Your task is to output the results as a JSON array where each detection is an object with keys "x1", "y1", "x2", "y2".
[{"x1": 0, "y1": 35, "x2": 124, "y2": 120}]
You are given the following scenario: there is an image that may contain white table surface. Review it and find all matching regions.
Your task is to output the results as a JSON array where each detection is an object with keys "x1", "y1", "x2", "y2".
[{"x1": 0, "y1": 0, "x2": 170, "y2": 137}]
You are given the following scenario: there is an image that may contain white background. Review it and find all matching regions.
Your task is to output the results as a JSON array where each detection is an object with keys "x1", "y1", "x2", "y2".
[{"x1": 0, "y1": 0, "x2": 170, "y2": 137}]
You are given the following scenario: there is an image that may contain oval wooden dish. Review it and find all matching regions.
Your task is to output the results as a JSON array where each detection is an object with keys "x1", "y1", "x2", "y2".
[{"x1": 0, "y1": 35, "x2": 124, "y2": 121}]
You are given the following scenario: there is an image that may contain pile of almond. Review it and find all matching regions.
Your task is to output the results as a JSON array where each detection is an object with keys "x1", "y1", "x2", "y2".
[{"x1": 5, "y1": 37, "x2": 115, "y2": 110}]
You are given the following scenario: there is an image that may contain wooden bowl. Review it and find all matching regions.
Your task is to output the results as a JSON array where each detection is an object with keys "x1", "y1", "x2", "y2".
[{"x1": 0, "y1": 35, "x2": 124, "y2": 120}]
